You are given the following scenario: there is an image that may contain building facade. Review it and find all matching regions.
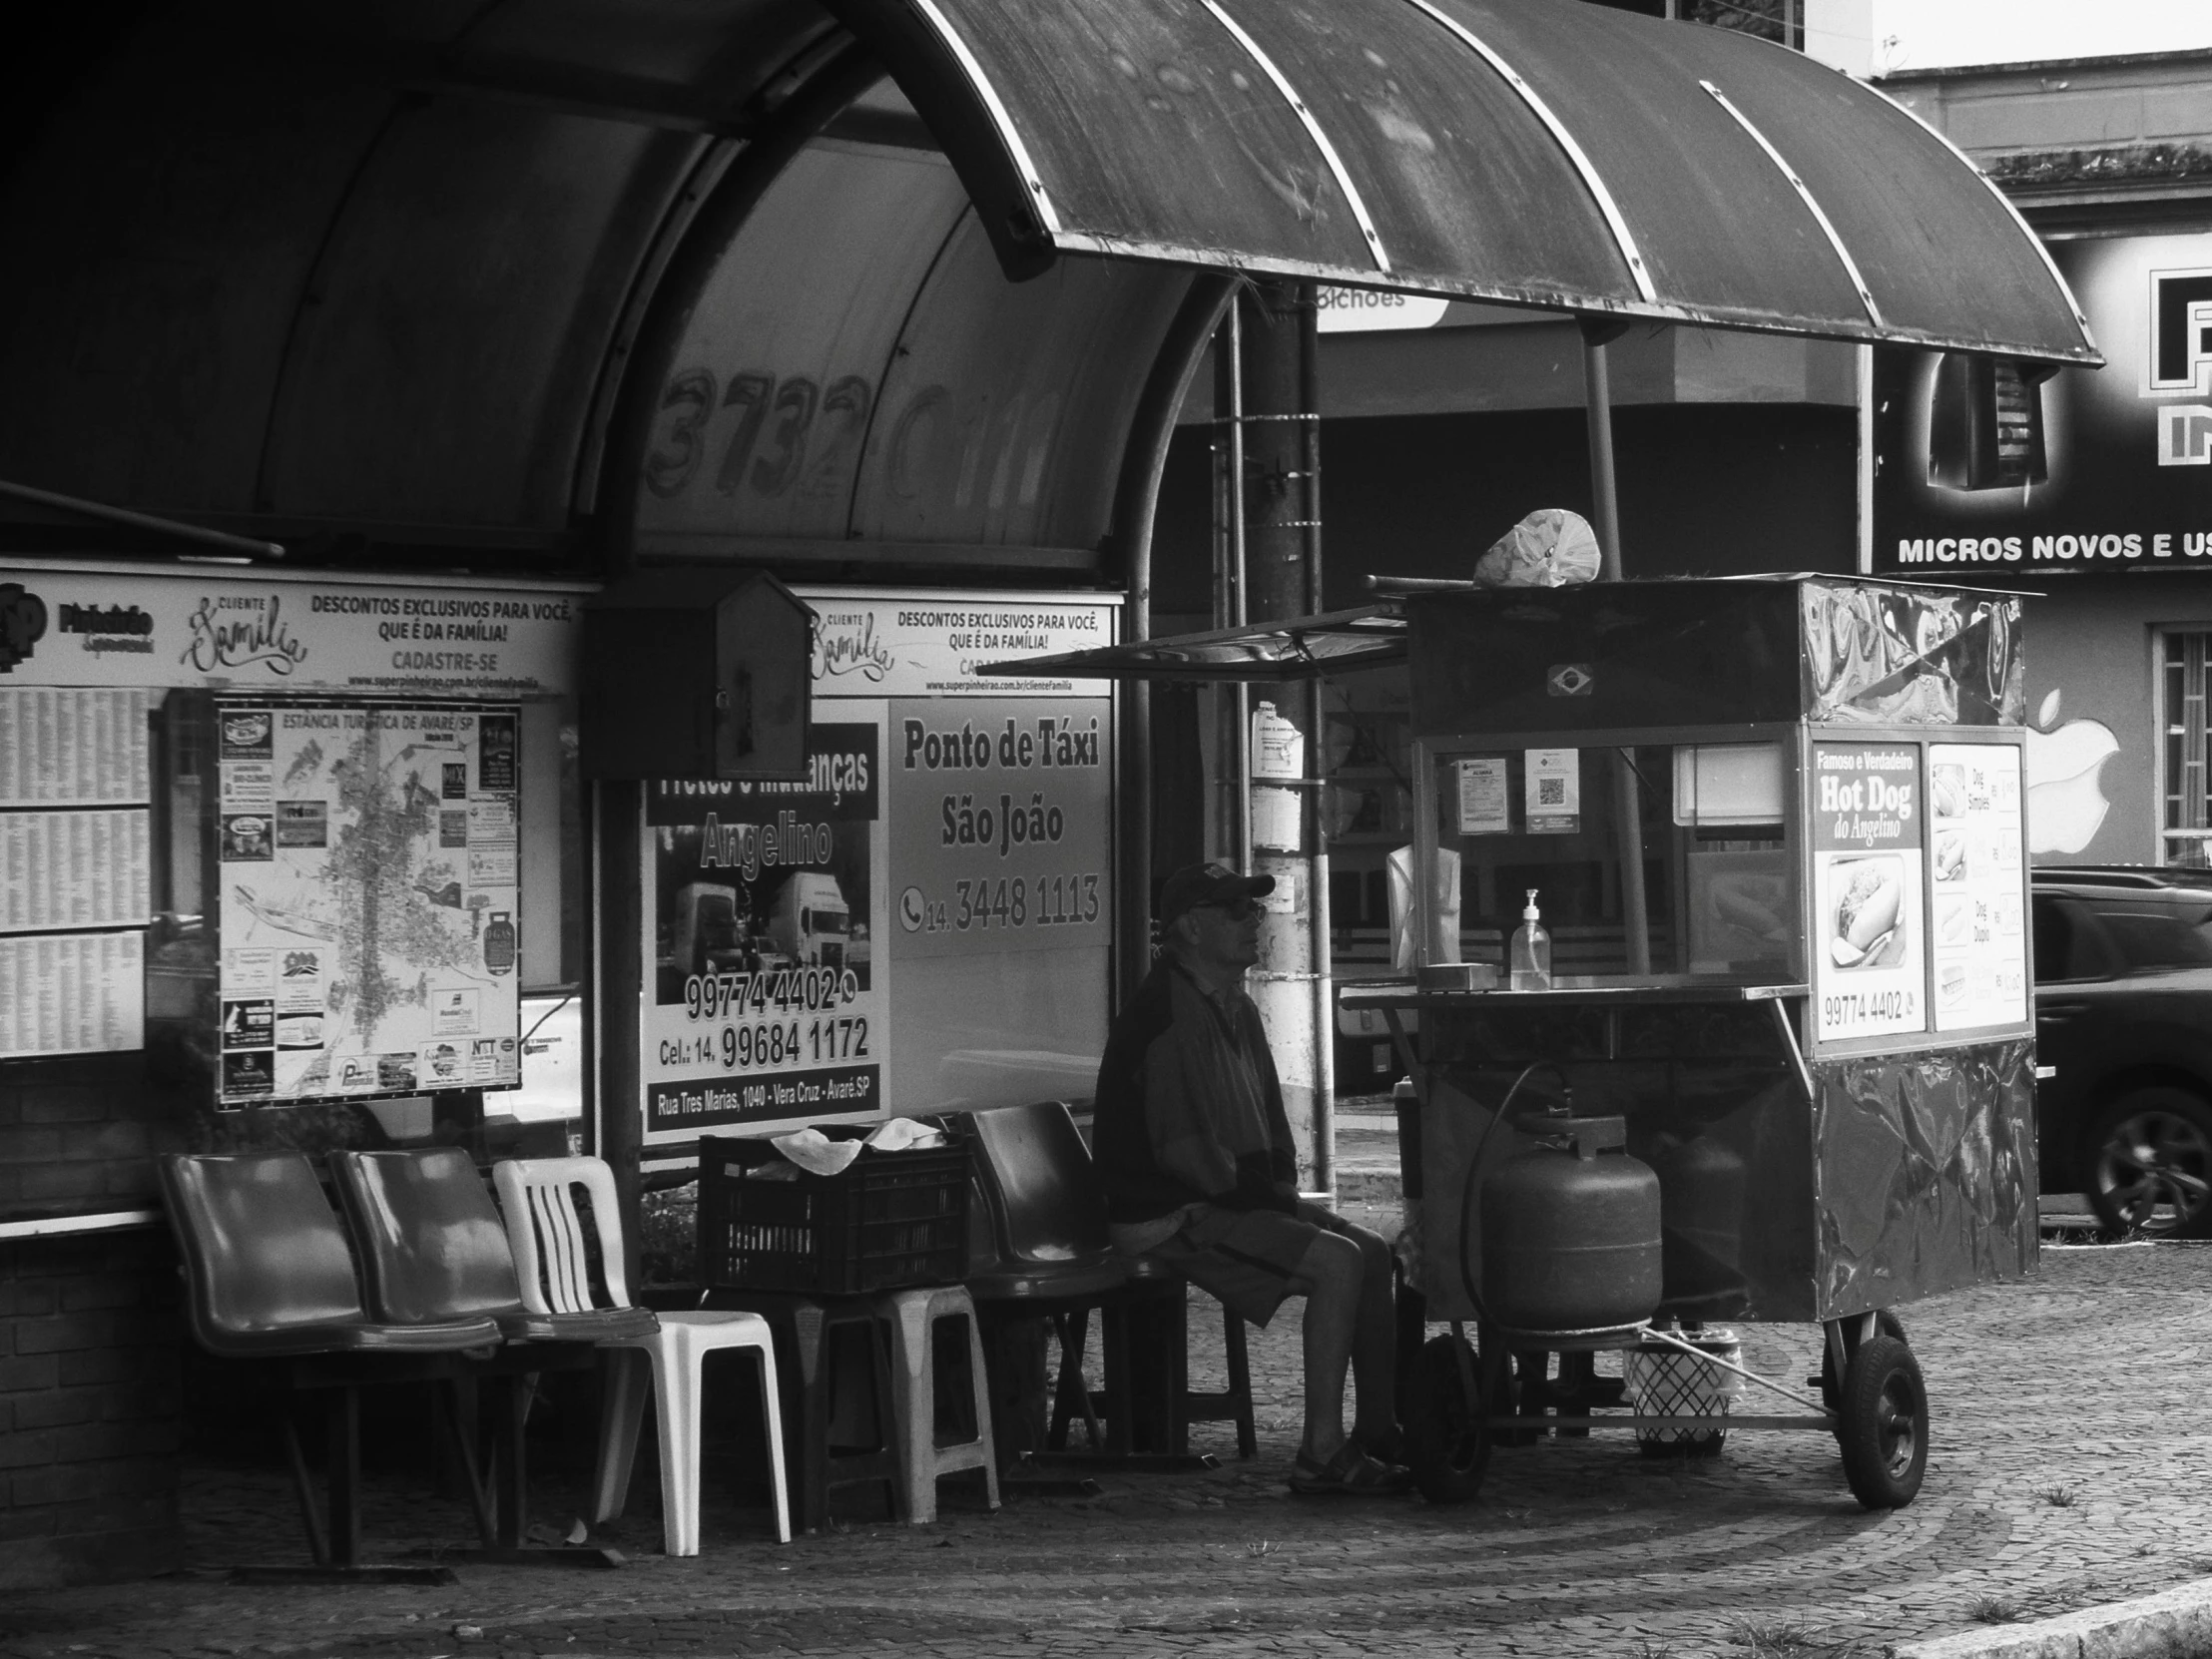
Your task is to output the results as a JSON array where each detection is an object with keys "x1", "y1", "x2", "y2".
[{"x1": 1873, "y1": 50, "x2": 2212, "y2": 867}]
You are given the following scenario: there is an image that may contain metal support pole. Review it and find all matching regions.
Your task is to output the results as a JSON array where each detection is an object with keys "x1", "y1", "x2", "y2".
[
  {"x1": 595, "y1": 778, "x2": 645, "y2": 1299},
  {"x1": 1227, "y1": 299, "x2": 1253, "y2": 874},
  {"x1": 1219, "y1": 282, "x2": 1329, "y2": 1193},
  {"x1": 1301, "y1": 288, "x2": 1334, "y2": 1200},
  {"x1": 1112, "y1": 276, "x2": 1237, "y2": 1006},
  {"x1": 0, "y1": 475, "x2": 286, "y2": 560},
  {"x1": 1581, "y1": 332, "x2": 1624, "y2": 584},
  {"x1": 1583, "y1": 325, "x2": 1651, "y2": 974}
]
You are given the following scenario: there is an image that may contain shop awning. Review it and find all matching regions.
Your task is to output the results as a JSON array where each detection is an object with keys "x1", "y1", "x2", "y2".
[
  {"x1": 830, "y1": 0, "x2": 2098, "y2": 365},
  {"x1": 976, "y1": 604, "x2": 1406, "y2": 683}
]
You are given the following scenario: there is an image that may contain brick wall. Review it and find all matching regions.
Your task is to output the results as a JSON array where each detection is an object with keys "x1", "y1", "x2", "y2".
[
  {"x1": 0, "y1": 1051, "x2": 186, "y2": 1589},
  {"x1": 0, "y1": 1227, "x2": 182, "y2": 1588}
]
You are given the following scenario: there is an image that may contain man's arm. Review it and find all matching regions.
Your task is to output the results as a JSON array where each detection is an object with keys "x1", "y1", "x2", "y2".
[
  {"x1": 1143, "y1": 1018, "x2": 1296, "y2": 1214},
  {"x1": 1143, "y1": 1029, "x2": 1238, "y2": 1197}
]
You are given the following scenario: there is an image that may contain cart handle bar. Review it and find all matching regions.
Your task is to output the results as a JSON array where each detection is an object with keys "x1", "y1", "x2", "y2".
[{"x1": 1638, "y1": 1322, "x2": 1834, "y2": 1418}]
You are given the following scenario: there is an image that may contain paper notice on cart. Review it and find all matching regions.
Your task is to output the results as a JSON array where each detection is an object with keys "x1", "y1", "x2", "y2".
[
  {"x1": 1811, "y1": 745, "x2": 1927, "y2": 1042},
  {"x1": 1454, "y1": 758, "x2": 1509, "y2": 834},
  {"x1": 1929, "y1": 743, "x2": 2026, "y2": 1032},
  {"x1": 1524, "y1": 748, "x2": 1580, "y2": 834}
]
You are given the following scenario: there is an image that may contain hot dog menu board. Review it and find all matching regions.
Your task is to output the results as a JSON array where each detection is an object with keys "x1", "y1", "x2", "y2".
[
  {"x1": 1929, "y1": 744, "x2": 2026, "y2": 1032},
  {"x1": 1811, "y1": 744, "x2": 1927, "y2": 1042}
]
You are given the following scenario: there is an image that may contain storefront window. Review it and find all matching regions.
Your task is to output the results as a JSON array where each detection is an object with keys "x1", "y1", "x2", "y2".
[{"x1": 2161, "y1": 631, "x2": 2212, "y2": 867}]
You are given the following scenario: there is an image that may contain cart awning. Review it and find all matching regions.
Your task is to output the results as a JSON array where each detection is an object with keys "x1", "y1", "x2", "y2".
[
  {"x1": 976, "y1": 605, "x2": 1406, "y2": 683},
  {"x1": 830, "y1": 0, "x2": 2097, "y2": 365}
]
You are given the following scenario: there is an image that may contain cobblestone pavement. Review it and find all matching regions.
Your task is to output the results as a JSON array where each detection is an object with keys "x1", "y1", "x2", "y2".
[{"x1": 6, "y1": 1223, "x2": 2212, "y2": 1659}]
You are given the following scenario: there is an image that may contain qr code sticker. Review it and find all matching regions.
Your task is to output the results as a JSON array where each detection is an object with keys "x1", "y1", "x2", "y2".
[{"x1": 1538, "y1": 777, "x2": 1566, "y2": 806}]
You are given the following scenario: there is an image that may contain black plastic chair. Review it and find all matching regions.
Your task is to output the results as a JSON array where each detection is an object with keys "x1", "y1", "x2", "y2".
[
  {"x1": 965, "y1": 1103, "x2": 1255, "y2": 1466},
  {"x1": 157, "y1": 1151, "x2": 502, "y2": 1583},
  {"x1": 329, "y1": 1147, "x2": 656, "y2": 1566}
]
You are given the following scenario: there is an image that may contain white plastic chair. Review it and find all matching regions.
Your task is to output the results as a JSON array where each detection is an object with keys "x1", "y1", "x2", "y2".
[{"x1": 491, "y1": 1156, "x2": 791, "y2": 1553}]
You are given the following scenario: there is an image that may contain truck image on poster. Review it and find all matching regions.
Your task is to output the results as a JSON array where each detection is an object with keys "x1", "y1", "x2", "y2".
[
  {"x1": 671, "y1": 882, "x2": 747, "y2": 980},
  {"x1": 770, "y1": 871, "x2": 849, "y2": 971}
]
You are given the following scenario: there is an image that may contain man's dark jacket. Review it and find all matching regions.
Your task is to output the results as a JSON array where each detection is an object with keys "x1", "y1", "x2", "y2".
[{"x1": 1092, "y1": 957, "x2": 1299, "y2": 1225}]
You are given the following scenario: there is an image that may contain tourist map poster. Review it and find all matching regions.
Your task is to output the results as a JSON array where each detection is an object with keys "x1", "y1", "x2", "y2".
[{"x1": 214, "y1": 700, "x2": 523, "y2": 1108}]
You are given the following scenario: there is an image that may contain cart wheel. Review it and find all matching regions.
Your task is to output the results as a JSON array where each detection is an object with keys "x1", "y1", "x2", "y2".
[
  {"x1": 1403, "y1": 1333, "x2": 1490, "y2": 1504},
  {"x1": 1818, "y1": 1310, "x2": 1909, "y2": 1418},
  {"x1": 1838, "y1": 1335, "x2": 1927, "y2": 1510}
]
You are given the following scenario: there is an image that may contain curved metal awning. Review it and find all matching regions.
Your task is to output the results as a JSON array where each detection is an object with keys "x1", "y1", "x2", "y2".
[
  {"x1": 977, "y1": 604, "x2": 1407, "y2": 683},
  {"x1": 829, "y1": 0, "x2": 2098, "y2": 365}
]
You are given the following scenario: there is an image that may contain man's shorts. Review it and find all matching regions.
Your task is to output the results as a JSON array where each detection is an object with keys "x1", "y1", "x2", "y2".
[{"x1": 1133, "y1": 1201, "x2": 1375, "y2": 1328}]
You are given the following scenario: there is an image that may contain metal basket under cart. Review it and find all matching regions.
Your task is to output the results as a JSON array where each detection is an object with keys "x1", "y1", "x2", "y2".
[{"x1": 1349, "y1": 575, "x2": 2037, "y2": 1511}]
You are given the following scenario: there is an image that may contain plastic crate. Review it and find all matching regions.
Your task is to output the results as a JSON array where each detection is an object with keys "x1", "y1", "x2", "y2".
[{"x1": 697, "y1": 1130, "x2": 969, "y2": 1296}]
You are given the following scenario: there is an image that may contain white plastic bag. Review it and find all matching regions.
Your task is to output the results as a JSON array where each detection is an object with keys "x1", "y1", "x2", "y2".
[
  {"x1": 1473, "y1": 508, "x2": 1601, "y2": 588},
  {"x1": 769, "y1": 1127, "x2": 863, "y2": 1177},
  {"x1": 1387, "y1": 843, "x2": 1462, "y2": 973}
]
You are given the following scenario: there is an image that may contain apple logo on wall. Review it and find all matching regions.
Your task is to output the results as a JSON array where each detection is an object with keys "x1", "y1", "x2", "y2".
[{"x1": 2024, "y1": 689, "x2": 2120, "y2": 855}]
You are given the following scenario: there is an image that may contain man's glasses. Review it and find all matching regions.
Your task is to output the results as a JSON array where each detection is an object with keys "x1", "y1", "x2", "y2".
[{"x1": 1195, "y1": 896, "x2": 1260, "y2": 921}]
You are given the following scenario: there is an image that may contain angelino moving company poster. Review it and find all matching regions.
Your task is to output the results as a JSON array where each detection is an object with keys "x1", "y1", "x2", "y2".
[
  {"x1": 215, "y1": 701, "x2": 524, "y2": 1107},
  {"x1": 641, "y1": 723, "x2": 883, "y2": 1135},
  {"x1": 1811, "y1": 744, "x2": 1927, "y2": 1043}
]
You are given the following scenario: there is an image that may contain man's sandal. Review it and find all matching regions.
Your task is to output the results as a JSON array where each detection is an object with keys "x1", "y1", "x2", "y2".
[
  {"x1": 1357, "y1": 1427, "x2": 1408, "y2": 1467},
  {"x1": 1288, "y1": 1441, "x2": 1414, "y2": 1496}
]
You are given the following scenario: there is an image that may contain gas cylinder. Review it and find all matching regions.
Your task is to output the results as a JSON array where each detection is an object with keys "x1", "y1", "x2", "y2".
[
  {"x1": 1478, "y1": 1112, "x2": 1663, "y2": 1335},
  {"x1": 1649, "y1": 1132, "x2": 1749, "y2": 1315}
]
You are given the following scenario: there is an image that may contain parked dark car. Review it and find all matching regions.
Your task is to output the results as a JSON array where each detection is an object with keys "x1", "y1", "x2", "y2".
[{"x1": 2032, "y1": 865, "x2": 2212, "y2": 1237}]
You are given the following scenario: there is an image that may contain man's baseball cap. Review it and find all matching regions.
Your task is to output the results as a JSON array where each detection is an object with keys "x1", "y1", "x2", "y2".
[{"x1": 1157, "y1": 861, "x2": 1276, "y2": 928}]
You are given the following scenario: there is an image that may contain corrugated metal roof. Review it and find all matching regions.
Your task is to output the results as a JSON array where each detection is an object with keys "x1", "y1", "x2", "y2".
[{"x1": 831, "y1": 0, "x2": 2100, "y2": 364}]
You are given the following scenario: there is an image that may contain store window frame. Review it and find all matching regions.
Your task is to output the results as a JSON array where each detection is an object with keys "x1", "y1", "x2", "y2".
[{"x1": 2159, "y1": 628, "x2": 2212, "y2": 868}]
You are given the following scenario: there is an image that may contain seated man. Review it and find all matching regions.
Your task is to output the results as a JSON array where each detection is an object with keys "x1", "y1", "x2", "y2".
[{"x1": 1093, "y1": 861, "x2": 1406, "y2": 1494}]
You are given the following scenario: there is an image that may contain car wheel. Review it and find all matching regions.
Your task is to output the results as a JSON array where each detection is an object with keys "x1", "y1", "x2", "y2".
[
  {"x1": 1838, "y1": 1335, "x2": 1928, "y2": 1510},
  {"x1": 2084, "y1": 1088, "x2": 2212, "y2": 1239}
]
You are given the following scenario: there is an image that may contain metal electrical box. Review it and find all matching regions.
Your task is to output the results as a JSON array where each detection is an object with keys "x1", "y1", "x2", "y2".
[{"x1": 581, "y1": 569, "x2": 814, "y2": 781}]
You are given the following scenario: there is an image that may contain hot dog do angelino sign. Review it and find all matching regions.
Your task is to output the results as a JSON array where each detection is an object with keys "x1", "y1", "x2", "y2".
[{"x1": 1811, "y1": 744, "x2": 1928, "y2": 1042}]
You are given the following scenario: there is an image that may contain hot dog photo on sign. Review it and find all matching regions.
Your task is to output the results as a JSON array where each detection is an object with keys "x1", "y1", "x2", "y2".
[
  {"x1": 1811, "y1": 743, "x2": 1928, "y2": 1040},
  {"x1": 1829, "y1": 853, "x2": 1908, "y2": 969}
]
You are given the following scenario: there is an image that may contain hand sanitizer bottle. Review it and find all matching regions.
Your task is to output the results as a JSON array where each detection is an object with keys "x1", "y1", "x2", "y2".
[{"x1": 1509, "y1": 889, "x2": 1552, "y2": 991}]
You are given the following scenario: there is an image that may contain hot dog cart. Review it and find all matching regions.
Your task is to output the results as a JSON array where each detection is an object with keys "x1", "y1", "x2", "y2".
[
  {"x1": 1344, "y1": 573, "x2": 2034, "y2": 1510},
  {"x1": 986, "y1": 570, "x2": 2035, "y2": 1510}
]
